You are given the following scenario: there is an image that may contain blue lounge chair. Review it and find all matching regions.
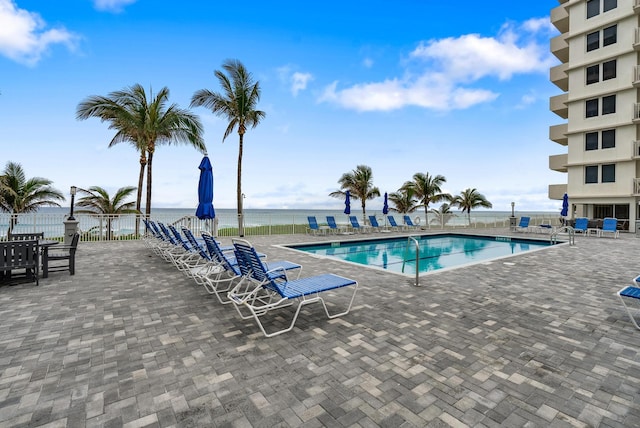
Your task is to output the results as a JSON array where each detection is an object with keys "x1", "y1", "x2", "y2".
[
  {"x1": 573, "y1": 217, "x2": 588, "y2": 235},
  {"x1": 307, "y1": 216, "x2": 327, "y2": 235},
  {"x1": 368, "y1": 215, "x2": 383, "y2": 232},
  {"x1": 599, "y1": 217, "x2": 619, "y2": 238},
  {"x1": 387, "y1": 215, "x2": 405, "y2": 231},
  {"x1": 617, "y1": 285, "x2": 640, "y2": 329},
  {"x1": 229, "y1": 238, "x2": 358, "y2": 337},
  {"x1": 349, "y1": 216, "x2": 370, "y2": 233},
  {"x1": 326, "y1": 216, "x2": 347, "y2": 234},
  {"x1": 515, "y1": 216, "x2": 530, "y2": 233},
  {"x1": 403, "y1": 215, "x2": 420, "y2": 230},
  {"x1": 201, "y1": 233, "x2": 301, "y2": 304}
]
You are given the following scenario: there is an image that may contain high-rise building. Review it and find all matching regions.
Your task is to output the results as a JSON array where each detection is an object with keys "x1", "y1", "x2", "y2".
[{"x1": 550, "y1": 0, "x2": 637, "y2": 231}]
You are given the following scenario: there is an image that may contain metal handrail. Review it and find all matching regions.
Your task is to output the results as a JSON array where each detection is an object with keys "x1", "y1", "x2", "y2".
[
  {"x1": 551, "y1": 226, "x2": 575, "y2": 246},
  {"x1": 402, "y1": 236, "x2": 421, "y2": 286}
]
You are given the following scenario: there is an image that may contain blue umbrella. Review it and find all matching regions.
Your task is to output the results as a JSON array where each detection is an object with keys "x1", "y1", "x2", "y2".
[
  {"x1": 382, "y1": 192, "x2": 389, "y2": 215},
  {"x1": 560, "y1": 193, "x2": 569, "y2": 217},
  {"x1": 195, "y1": 156, "x2": 215, "y2": 220},
  {"x1": 344, "y1": 191, "x2": 351, "y2": 215}
]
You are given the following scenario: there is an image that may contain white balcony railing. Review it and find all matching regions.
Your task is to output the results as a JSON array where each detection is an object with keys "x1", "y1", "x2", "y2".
[
  {"x1": 634, "y1": 178, "x2": 640, "y2": 195},
  {"x1": 634, "y1": 103, "x2": 640, "y2": 122},
  {"x1": 634, "y1": 141, "x2": 640, "y2": 158},
  {"x1": 634, "y1": 65, "x2": 640, "y2": 85}
]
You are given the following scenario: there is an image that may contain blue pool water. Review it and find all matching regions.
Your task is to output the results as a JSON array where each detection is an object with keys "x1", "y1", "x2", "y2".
[{"x1": 286, "y1": 234, "x2": 554, "y2": 275}]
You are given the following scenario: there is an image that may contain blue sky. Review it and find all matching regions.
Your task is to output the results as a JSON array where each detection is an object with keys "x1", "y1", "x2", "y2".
[{"x1": 1, "y1": 0, "x2": 562, "y2": 212}]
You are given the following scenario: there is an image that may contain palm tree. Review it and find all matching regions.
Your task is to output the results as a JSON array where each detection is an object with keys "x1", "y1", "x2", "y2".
[
  {"x1": 75, "y1": 186, "x2": 138, "y2": 240},
  {"x1": 0, "y1": 162, "x2": 64, "y2": 236},
  {"x1": 402, "y1": 172, "x2": 451, "y2": 228},
  {"x1": 329, "y1": 165, "x2": 381, "y2": 223},
  {"x1": 191, "y1": 59, "x2": 266, "y2": 237},
  {"x1": 76, "y1": 84, "x2": 205, "y2": 217},
  {"x1": 451, "y1": 188, "x2": 493, "y2": 225},
  {"x1": 388, "y1": 187, "x2": 418, "y2": 214},
  {"x1": 429, "y1": 203, "x2": 456, "y2": 228}
]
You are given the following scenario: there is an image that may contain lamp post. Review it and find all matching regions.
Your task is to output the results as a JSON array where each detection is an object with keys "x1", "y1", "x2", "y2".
[
  {"x1": 511, "y1": 202, "x2": 515, "y2": 217},
  {"x1": 68, "y1": 186, "x2": 77, "y2": 220},
  {"x1": 509, "y1": 202, "x2": 516, "y2": 231}
]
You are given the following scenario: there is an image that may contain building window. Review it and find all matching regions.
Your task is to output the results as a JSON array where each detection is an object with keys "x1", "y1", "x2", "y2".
[
  {"x1": 603, "y1": 25, "x2": 617, "y2": 47},
  {"x1": 585, "y1": 165, "x2": 598, "y2": 183},
  {"x1": 586, "y1": 98, "x2": 599, "y2": 117},
  {"x1": 602, "y1": 95, "x2": 616, "y2": 114},
  {"x1": 585, "y1": 132, "x2": 599, "y2": 150},
  {"x1": 603, "y1": 0, "x2": 617, "y2": 13},
  {"x1": 602, "y1": 164, "x2": 615, "y2": 182},
  {"x1": 601, "y1": 129, "x2": 615, "y2": 148},
  {"x1": 587, "y1": 0, "x2": 600, "y2": 18},
  {"x1": 602, "y1": 60, "x2": 616, "y2": 80},
  {"x1": 587, "y1": 31, "x2": 600, "y2": 52},
  {"x1": 586, "y1": 64, "x2": 599, "y2": 84}
]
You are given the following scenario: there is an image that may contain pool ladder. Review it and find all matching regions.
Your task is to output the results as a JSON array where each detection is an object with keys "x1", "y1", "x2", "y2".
[
  {"x1": 402, "y1": 236, "x2": 421, "y2": 287},
  {"x1": 550, "y1": 226, "x2": 575, "y2": 246}
]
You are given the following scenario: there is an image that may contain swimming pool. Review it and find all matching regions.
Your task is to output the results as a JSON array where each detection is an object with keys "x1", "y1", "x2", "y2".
[{"x1": 285, "y1": 234, "x2": 556, "y2": 275}]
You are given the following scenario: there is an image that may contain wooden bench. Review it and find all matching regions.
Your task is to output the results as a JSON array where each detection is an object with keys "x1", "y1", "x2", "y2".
[{"x1": 0, "y1": 240, "x2": 39, "y2": 285}]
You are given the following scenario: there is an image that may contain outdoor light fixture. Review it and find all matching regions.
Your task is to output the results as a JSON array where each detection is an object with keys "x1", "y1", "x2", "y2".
[{"x1": 69, "y1": 186, "x2": 77, "y2": 220}]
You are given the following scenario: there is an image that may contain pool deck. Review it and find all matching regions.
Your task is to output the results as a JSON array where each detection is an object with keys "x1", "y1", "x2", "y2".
[{"x1": 1, "y1": 228, "x2": 640, "y2": 427}]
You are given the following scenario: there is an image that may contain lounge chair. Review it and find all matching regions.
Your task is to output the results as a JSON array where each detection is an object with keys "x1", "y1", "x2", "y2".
[
  {"x1": 349, "y1": 216, "x2": 370, "y2": 233},
  {"x1": 368, "y1": 215, "x2": 384, "y2": 232},
  {"x1": 201, "y1": 233, "x2": 301, "y2": 304},
  {"x1": 514, "y1": 216, "x2": 530, "y2": 233},
  {"x1": 229, "y1": 238, "x2": 358, "y2": 337},
  {"x1": 573, "y1": 217, "x2": 588, "y2": 235},
  {"x1": 306, "y1": 216, "x2": 327, "y2": 235},
  {"x1": 326, "y1": 216, "x2": 347, "y2": 234},
  {"x1": 403, "y1": 215, "x2": 420, "y2": 230},
  {"x1": 617, "y1": 285, "x2": 640, "y2": 329},
  {"x1": 387, "y1": 215, "x2": 405, "y2": 231},
  {"x1": 599, "y1": 217, "x2": 619, "y2": 238}
]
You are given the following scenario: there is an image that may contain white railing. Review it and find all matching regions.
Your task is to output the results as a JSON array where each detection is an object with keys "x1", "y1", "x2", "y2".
[
  {"x1": 634, "y1": 141, "x2": 640, "y2": 158},
  {"x1": 634, "y1": 103, "x2": 640, "y2": 121},
  {"x1": 634, "y1": 65, "x2": 640, "y2": 85},
  {"x1": 634, "y1": 178, "x2": 640, "y2": 195},
  {"x1": 635, "y1": 28, "x2": 640, "y2": 46},
  {"x1": 0, "y1": 212, "x2": 564, "y2": 241}
]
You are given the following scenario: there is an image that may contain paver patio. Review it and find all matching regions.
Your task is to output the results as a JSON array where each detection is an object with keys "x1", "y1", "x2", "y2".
[{"x1": 1, "y1": 228, "x2": 639, "y2": 427}]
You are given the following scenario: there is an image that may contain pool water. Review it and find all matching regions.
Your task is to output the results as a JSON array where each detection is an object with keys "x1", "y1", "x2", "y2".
[{"x1": 286, "y1": 234, "x2": 554, "y2": 275}]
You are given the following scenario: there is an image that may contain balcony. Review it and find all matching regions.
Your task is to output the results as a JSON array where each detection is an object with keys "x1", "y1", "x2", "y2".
[
  {"x1": 634, "y1": 66, "x2": 640, "y2": 87},
  {"x1": 634, "y1": 178, "x2": 640, "y2": 195},
  {"x1": 634, "y1": 104, "x2": 640, "y2": 123},
  {"x1": 635, "y1": 28, "x2": 640, "y2": 51},
  {"x1": 549, "y1": 154, "x2": 568, "y2": 173},
  {"x1": 549, "y1": 123, "x2": 568, "y2": 145},
  {"x1": 634, "y1": 141, "x2": 640, "y2": 158},
  {"x1": 635, "y1": 0, "x2": 640, "y2": 13},
  {"x1": 550, "y1": 63, "x2": 568, "y2": 91},
  {"x1": 551, "y1": 4, "x2": 569, "y2": 33},
  {"x1": 551, "y1": 33, "x2": 569, "y2": 63},
  {"x1": 548, "y1": 184, "x2": 567, "y2": 200},
  {"x1": 549, "y1": 93, "x2": 568, "y2": 119}
]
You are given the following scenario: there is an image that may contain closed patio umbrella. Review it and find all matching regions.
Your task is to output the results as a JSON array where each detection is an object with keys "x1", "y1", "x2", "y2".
[
  {"x1": 195, "y1": 155, "x2": 215, "y2": 220},
  {"x1": 344, "y1": 190, "x2": 351, "y2": 215},
  {"x1": 560, "y1": 193, "x2": 568, "y2": 225}
]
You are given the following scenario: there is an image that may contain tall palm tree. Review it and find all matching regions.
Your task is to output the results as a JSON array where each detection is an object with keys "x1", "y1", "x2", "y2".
[
  {"x1": 75, "y1": 186, "x2": 138, "y2": 240},
  {"x1": 329, "y1": 165, "x2": 381, "y2": 223},
  {"x1": 0, "y1": 162, "x2": 64, "y2": 236},
  {"x1": 388, "y1": 187, "x2": 418, "y2": 214},
  {"x1": 191, "y1": 59, "x2": 266, "y2": 237},
  {"x1": 76, "y1": 84, "x2": 205, "y2": 217},
  {"x1": 451, "y1": 188, "x2": 493, "y2": 225},
  {"x1": 402, "y1": 172, "x2": 451, "y2": 228}
]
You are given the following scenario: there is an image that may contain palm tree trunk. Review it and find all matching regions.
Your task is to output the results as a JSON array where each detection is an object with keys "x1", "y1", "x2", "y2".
[
  {"x1": 237, "y1": 132, "x2": 244, "y2": 237},
  {"x1": 145, "y1": 148, "x2": 154, "y2": 218},
  {"x1": 425, "y1": 205, "x2": 430, "y2": 229},
  {"x1": 136, "y1": 150, "x2": 146, "y2": 237}
]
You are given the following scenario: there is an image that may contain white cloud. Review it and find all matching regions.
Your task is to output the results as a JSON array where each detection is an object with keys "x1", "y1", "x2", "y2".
[
  {"x1": 0, "y1": 0, "x2": 78, "y2": 66},
  {"x1": 362, "y1": 57, "x2": 374, "y2": 68},
  {"x1": 320, "y1": 19, "x2": 555, "y2": 112},
  {"x1": 291, "y1": 72, "x2": 313, "y2": 96},
  {"x1": 93, "y1": 0, "x2": 137, "y2": 13}
]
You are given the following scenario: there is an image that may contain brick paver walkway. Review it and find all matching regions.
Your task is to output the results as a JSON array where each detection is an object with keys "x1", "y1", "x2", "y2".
[{"x1": 1, "y1": 228, "x2": 639, "y2": 427}]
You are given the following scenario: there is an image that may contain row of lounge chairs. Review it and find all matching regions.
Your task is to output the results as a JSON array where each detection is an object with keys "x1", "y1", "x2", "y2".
[
  {"x1": 307, "y1": 215, "x2": 420, "y2": 235},
  {"x1": 142, "y1": 219, "x2": 358, "y2": 337},
  {"x1": 515, "y1": 216, "x2": 619, "y2": 238}
]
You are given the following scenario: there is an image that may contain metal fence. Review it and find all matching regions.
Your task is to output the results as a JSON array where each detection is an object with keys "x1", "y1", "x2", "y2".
[{"x1": 0, "y1": 212, "x2": 563, "y2": 242}]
